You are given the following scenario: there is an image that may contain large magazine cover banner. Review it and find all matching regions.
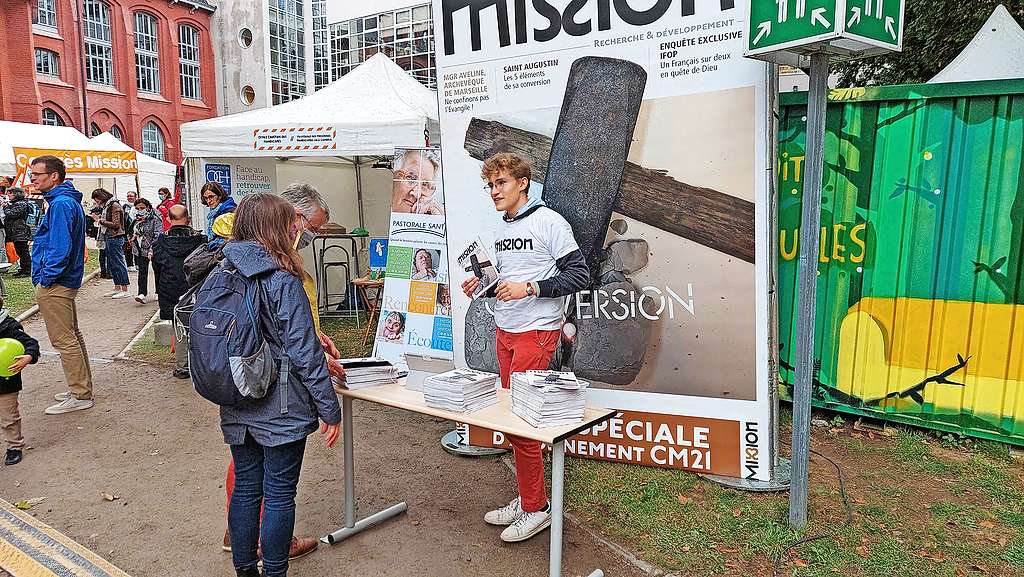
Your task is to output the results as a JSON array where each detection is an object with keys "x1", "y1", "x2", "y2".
[
  {"x1": 435, "y1": 0, "x2": 773, "y2": 480},
  {"x1": 374, "y1": 148, "x2": 454, "y2": 371}
]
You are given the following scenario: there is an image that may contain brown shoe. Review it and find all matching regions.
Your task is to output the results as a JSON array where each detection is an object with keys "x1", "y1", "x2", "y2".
[
  {"x1": 288, "y1": 536, "x2": 318, "y2": 560},
  {"x1": 222, "y1": 528, "x2": 231, "y2": 552}
]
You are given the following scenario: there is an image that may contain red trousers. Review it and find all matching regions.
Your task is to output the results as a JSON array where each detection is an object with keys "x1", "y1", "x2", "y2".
[{"x1": 496, "y1": 327, "x2": 560, "y2": 513}]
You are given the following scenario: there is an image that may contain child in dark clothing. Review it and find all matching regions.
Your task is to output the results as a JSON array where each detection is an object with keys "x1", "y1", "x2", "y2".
[{"x1": 0, "y1": 296, "x2": 40, "y2": 466}]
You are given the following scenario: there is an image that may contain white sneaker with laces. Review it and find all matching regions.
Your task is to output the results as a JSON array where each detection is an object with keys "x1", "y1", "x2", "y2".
[
  {"x1": 45, "y1": 397, "x2": 94, "y2": 415},
  {"x1": 484, "y1": 496, "x2": 523, "y2": 526},
  {"x1": 54, "y1": 391, "x2": 72, "y2": 401},
  {"x1": 135, "y1": 294, "x2": 147, "y2": 304},
  {"x1": 111, "y1": 291, "x2": 131, "y2": 299},
  {"x1": 500, "y1": 506, "x2": 551, "y2": 543}
]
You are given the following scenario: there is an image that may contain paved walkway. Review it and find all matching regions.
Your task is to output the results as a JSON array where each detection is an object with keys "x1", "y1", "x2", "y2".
[{"x1": 0, "y1": 271, "x2": 645, "y2": 577}]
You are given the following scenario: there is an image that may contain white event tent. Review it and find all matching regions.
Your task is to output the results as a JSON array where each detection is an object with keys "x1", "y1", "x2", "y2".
[
  {"x1": 180, "y1": 53, "x2": 440, "y2": 238},
  {"x1": 88, "y1": 132, "x2": 176, "y2": 205},
  {"x1": 0, "y1": 120, "x2": 170, "y2": 204},
  {"x1": 928, "y1": 4, "x2": 1024, "y2": 83}
]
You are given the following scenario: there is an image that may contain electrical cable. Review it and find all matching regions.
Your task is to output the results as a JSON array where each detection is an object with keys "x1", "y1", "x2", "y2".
[{"x1": 771, "y1": 448, "x2": 854, "y2": 577}]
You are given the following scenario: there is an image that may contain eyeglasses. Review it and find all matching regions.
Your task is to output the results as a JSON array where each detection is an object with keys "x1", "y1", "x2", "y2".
[
  {"x1": 30, "y1": 171, "x2": 54, "y2": 178},
  {"x1": 484, "y1": 178, "x2": 518, "y2": 192},
  {"x1": 202, "y1": 194, "x2": 218, "y2": 201}
]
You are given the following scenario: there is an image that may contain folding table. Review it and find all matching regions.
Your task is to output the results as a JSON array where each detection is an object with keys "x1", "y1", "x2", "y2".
[{"x1": 323, "y1": 380, "x2": 615, "y2": 577}]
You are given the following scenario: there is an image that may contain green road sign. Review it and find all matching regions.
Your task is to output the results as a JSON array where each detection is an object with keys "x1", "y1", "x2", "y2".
[
  {"x1": 746, "y1": 0, "x2": 905, "y2": 61},
  {"x1": 748, "y1": 0, "x2": 840, "y2": 55},
  {"x1": 844, "y1": 0, "x2": 904, "y2": 49}
]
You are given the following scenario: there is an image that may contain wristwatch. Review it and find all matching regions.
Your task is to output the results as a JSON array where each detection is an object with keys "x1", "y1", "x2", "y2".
[{"x1": 526, "y1": 282, "x2": 536, "y2": 297}]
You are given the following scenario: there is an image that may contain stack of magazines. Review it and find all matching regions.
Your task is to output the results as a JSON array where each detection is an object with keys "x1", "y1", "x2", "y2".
[
  {"x1": 338, "y1": 357, "x2": 397, "y2": 390},
  {"x1": 423, "y1": 368, "x2": 499, "y2": 412},
  {"x1": 511, "y1": 371, "x2": 587, "y2": 427}
]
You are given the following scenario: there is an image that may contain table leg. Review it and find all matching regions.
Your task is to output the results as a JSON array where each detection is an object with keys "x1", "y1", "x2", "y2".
[
  {"x1": 550, "y1": 441, "x2": 603, "y2": 577},
  {"x1": 322, "y1": 396, "x2": 408, "y2": 545}
]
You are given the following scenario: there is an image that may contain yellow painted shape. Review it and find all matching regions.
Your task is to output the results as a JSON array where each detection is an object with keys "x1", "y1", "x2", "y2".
[{"x1": 836, "y1": 297, "x2": 1024, "y2": 418}]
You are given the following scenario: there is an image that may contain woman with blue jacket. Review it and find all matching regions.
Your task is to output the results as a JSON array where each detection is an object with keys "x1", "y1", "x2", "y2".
[{"x1": 212, "y1": 193, "x2": 341, "y2": 577}]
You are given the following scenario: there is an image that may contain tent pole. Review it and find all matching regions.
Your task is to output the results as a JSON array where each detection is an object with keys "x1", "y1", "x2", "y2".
[{"x1": 355, "y1": 156, "x2": 366, "y2": 230}]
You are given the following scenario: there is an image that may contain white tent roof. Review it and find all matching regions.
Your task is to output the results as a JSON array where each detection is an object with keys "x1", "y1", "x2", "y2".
[
  {"x1": 0, "y1": 120, "x2": 116, "y2": 176},
  {"x1": 929, "y1": 4, "x2": 1024, "y2": 83},
  {"x1": 181, "y1": 53, "x2": 439, "y2": 158},
  {"x1": 89, "y1": 131, "x2": 176, "y2": 204}
]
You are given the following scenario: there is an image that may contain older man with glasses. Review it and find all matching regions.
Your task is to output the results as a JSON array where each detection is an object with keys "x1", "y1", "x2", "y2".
[{"x1": 28, "y1": 156, "x2": 94, "y2": 415}]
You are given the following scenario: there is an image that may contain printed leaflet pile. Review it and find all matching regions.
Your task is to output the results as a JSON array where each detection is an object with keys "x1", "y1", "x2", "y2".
[
  {"x1": 511, "y1": 371, "x2": 587, "y2": 428},
  {"x1": 423, "y1": 368, "x2": 499, "y2": 412},
  {"x1": 339, "y1": 357, "x2": 398, "y2": 390}
]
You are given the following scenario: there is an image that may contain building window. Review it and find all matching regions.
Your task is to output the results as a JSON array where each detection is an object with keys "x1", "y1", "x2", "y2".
[
  {"x1": 141, "y1": 122, "x2": 165, "y2": 160},
  {"x1": 240, "y1": 85, "x2": 256, "y2": 106},
  {"x1": 312, "y1": 0, "x2": 329, "y2": 91},
  {"x1": 83, "y1": 0, "x2": 113, "y2": 85},
  {"x1": 33, "y1": 0, "x2": 58, "y2": 29},
  {"x1": 329, "y1": 3, "x2": 435, "y2": 89},
  {"x1": 239, "y1": 28, "x2": 253, "y2": 48},
  {"x1": 35, "y1": 48, "x2": 60, "y2": 77},
  {"x1": 90, "y1": 122, "x2": 102, "y2": 136},
  {"x1": 41, "y1": 108, "x2": 64, "y2": 126},
  {"x1": 179, "y1": 24, "x2": 202, "y2": 100},
  {"x1": 269, "y1": 0, "x2": 305, "y2": 105},
  {"x1": 110, "y1": 124, "x2": 123, "y2": 140},
  {"x1": 134, "y1": 12, "x2": 160, "y2": 94}
]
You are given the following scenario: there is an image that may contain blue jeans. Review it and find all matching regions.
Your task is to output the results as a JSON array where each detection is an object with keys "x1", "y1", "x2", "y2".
[
  {"x1": 104, "y1": 236, "x2": 129, "y2": 286},
  {"x1": 229, "y1": 433, "x2": 307, "y2": 577}
]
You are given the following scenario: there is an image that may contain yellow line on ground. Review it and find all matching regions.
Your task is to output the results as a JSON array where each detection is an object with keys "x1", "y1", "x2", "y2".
[{"x1": 0, "y1": 500, "x2": 132, "y2": 577}]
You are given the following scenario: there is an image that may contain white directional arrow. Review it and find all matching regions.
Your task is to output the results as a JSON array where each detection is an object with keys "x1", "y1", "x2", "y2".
[
  {"x1": 848, "y1": 6, "x2": 862, "y2": 26},
  {"x1": 754, "y1": 20, "x2": 772, "y2": 45},
  {"x1": 776, "y1": 0, "x2": 788, "y2": 23},
  {"x1": 865, "y1": 0, "x2": 872, "y2": 17},
  {"x1": 876, "y1": 0, "x2": 884, "y2": 19},
  {"x1": 884, "y1": 15, "x2": 897, "y2": 39},
  {"x1": 796, "y1": 0, "x2": 806, "y2": 19},
  {"x1": 811, "y1": 7, "x2": 831, "y2": 28}
]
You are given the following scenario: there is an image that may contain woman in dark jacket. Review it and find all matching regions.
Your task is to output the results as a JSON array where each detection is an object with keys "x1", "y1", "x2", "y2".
[
  {"x1": 90, "y1": 189, "x2": 129, "y2": 298},
  {"x1": 201, "y1": 181, "x2": 236, "y2": 241},
  {"x1": 4, "y1": 188, "x2": 34, "y2": 277},
  {"x1": 211, "y1": 193, "x2": 341, "y2": 577},
  {"x1": 130, "y1": 198, "x2": 162, "y2": 304}
]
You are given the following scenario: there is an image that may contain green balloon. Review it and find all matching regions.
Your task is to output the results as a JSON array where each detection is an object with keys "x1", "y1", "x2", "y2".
[{"x1": 0, "y1": 338, "x2": 26, "y2": 378}]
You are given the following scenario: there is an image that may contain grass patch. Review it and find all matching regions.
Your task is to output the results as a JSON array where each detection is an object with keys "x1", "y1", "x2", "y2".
[
  {"x1": 319, "y1": 315, "x2": 374, "y2": 358},
  {"x1": 124, "y1": 322, "x2": 173, "y2": 366},
  {"x1": 567, "y1": 421, "x2": 1024, "y2": 577},
  {"x1": 3, "y1": 251, "x2": 100, "y2": 315}
]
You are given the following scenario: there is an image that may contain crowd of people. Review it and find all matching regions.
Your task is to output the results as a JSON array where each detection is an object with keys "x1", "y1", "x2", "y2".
[{"x1": 1, "y1": 151, "x2": 580, "y2": 577}]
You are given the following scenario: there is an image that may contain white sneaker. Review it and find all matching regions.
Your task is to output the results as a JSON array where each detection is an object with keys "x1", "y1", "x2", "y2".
[
  {"x1": 111, "y1": 291, "x2": 131, "y2": 299},
  {"x1": 135, "y1": 294, "x2": 147, "y2": 304},
  {"x1": 54, "y1": 391, "x2": 72, "y2": 401},
  {"x1": 128, "y1": 266, "x2": 138, "y2": 272},
  {"x1": 102, "y1": 290, "x2": 118, "y2": 297},
  {"x1": 484, "y1": 497, "x2": 524, "y2": 526},
  {"x1": 500, "y1": 506, "x2": 551, "y2": 543},
  {"x1": 45, "y1": 397, "x2": 94, "y2": 415}
]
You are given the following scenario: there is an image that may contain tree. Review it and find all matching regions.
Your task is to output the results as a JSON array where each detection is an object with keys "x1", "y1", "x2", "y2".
[{"x1": 833, "y1": 0, "x2": 1024, "y2": 86}]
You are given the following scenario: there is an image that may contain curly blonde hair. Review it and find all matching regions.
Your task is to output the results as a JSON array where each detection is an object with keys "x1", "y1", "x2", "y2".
[{"x1": 480, "y1": 153, "x2": 531, "y2": 193}]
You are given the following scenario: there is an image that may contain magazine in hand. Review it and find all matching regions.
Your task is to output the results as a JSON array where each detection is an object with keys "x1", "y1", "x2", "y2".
[{"x1": 456, "y1": 237, "x2": 499, "y2": 299}]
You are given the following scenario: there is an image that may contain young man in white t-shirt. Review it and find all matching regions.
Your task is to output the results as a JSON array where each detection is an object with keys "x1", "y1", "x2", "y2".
[{"x1": 461, "y1": 153, "x2": 590, "y2": 542}]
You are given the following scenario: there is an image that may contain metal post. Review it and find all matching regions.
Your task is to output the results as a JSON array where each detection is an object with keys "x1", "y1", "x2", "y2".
[
  {"x1": 343, "y1": 396, "x2": 355, "y2": 528},
  {"x1": 789, "y1": 51, "x2": 830, "y2": 529},
  {"x1": 549, "y1": 441, "x2": 565, "y2": 577}
]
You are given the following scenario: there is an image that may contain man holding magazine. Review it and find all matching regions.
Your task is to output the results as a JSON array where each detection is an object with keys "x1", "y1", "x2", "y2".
[{"x1": 460, "y1": 152, "x2": 589, "y2": 543}]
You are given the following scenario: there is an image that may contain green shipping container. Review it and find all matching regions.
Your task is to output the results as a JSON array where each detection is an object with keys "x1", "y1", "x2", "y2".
[{"x1": 777, "y1": 79, "x2": 1024, "y2": 444}]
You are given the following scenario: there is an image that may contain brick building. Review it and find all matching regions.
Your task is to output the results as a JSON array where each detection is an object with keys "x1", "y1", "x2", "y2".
[{"x1": 0, "y1": 0, "x2": 218, "y2": 166}]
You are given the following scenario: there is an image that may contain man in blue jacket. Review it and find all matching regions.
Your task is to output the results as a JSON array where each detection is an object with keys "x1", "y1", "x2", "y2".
[{"x1": 29, "y1": 156, "x2": 94, "y2": 415}]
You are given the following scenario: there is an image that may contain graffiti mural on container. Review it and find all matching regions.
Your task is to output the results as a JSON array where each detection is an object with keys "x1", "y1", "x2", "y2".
[{"x1": 777, "y1": 80, "x2": 1024, "y2": 444}]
